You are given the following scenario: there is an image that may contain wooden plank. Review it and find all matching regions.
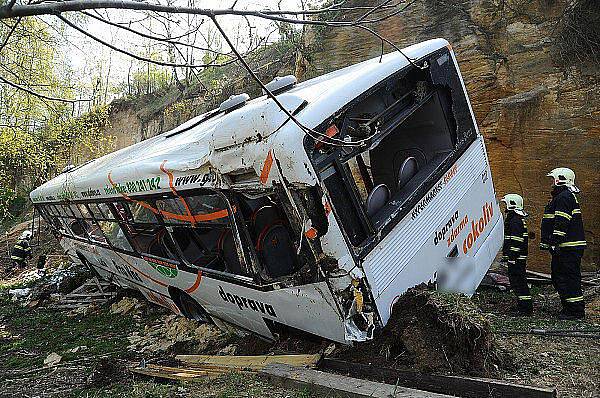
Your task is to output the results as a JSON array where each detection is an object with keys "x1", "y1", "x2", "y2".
[
  {"x1": 68, "y1": 283, "x2": 89, "y2": 295},
  {"x1": 260, "y1": 363, "x2": 453, "y2": 398},
  {"x1": 92, "y1": 277, "x2": 105, "y2": 293},
  {"x1": 146, "y1": 364, "x2": 226, "y2": 375},
  {"x1": 131, "y1": 365, "x2": 219, "y2": 381},
  {"x1": 130, "y1": 363, "x2": 251, "y2": 381},
  {"x1": 176, "y1": 354, "x2": 321, "y2": 371},
  {"x1": 62, "y1": 297, "x2": 109, "y2": 303},
  {"x1": 320, "y1": 358, "x2": 556, "y2": 398}
]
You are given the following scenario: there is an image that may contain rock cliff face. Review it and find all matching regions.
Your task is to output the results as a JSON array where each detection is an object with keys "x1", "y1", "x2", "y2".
[
  {"x1": 103, "y1": 0, "x2": 598, "y2": 271},
  {"x1": 310, "y1": 0, "x2": 599, "y2": 271}
]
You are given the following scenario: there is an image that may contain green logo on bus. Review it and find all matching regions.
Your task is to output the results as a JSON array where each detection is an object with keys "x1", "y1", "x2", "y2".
[{"x1": 144, "y1": 258, "x2": 178, "y2": 278}]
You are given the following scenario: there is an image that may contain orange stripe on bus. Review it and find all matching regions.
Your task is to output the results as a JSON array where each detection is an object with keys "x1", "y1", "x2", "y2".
[
  {"x1": 160, "y1": 160, "x2": 196, "y2": 225},
  {"x1": 185, "y1": 271, "x2": 203, "y2": 294},
  {"x1": 315, "y1": 124, "x2": 339, "y2": 149},
  {"x1": 260, "y1": 150, "x2": 274, "y2": 185},
  {"x1": 107, "y1": 170, "x2": 232, "y2": 224}
]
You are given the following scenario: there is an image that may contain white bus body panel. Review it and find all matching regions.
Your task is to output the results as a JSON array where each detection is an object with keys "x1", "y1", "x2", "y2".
[
  {"x1": 68, "y1": 239, "x2": 347, "y2": 342},
  {"x1": 361, "y1": 136, "x2": 503, "y2": 324}
]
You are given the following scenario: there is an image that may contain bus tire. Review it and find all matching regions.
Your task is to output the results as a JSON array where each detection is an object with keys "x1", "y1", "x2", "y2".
[{"x1": 170, "y1": 288, "x2": 212, "y2": 324}]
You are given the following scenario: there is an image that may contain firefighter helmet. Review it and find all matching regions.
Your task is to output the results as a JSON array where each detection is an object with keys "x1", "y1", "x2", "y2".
[
  {"x1": 501, "y1": 194, "x2": 527, "y2": 216},
  {"x1": 19, "y1": 230, "x2": 32, "y2": 240},
  {"x1": 547, "y1": 167, "x2": 575, "y2": 187}
]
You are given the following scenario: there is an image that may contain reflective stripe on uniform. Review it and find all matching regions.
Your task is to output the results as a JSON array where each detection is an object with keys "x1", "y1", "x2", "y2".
[
  {"x1": 507, "y1": 235, "x2": 524, "y2": 242},
  {"x1": 553, "y1": 230, "x2": 566, "y2": 236},
  {"x1": 555, "y1": 211, "x2": 572, "y2": 220},
  {"x1": 540, "y1": 243, "x2": 550, "y2": 248},
  {"x1": 11, "y1": 255, "x2": 24, "y2": 261},
  {"x1": 558, "y1": 241, "x2": 587, "y2": 247},
  {"x1": 510, "y1": 247, "x2": 520, "y2": 252},
  {"x1": 565, "y1": 296, "x2": 584, "y2": 302},
  {"x1": 518, "y1": 296, "x2": 532, "y2": 300},
  {"x1": 517, "y1": 255, "x2": 527, "y2": 260},
  {"x1": 572, "y1": 209, "x2": 581, "y2": 214},
  {"x1": 523, "y1": 233, "x2": 528, "y2": 237},
  {"x1": 543, "y1": 214, "x2": 554, "y2": 219},
  {"x1": 508, "y1": 260, "x2": 516, "y2": 264},
  {"x1": 13, "y1": 245, "x2": 25, "y2": 250}
]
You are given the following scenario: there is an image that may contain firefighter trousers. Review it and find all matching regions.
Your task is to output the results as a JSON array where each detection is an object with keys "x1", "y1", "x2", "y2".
[
  {"x1": 508, "y1": 261, "x2": 532, "y2": 313},
  {"x1": 550, "y1": 250, "x2": 585, "y2": 316}
]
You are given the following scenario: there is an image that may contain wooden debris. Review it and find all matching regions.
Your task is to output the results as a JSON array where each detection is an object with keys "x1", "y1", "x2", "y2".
[
  {"x1": 130, "y1": 364, "x2": 230, "y2": 381},
  {"x1": 50, "y1": 277, "x2": 116, "y2": 310},
  {"x1": 320, "y1": 358, "x2": 557, "y2": 398},
  {"x1": 176, "y1": 353, "x2": 321, "y2": 371},
  {"x1": 260, "y1": 363, "x2": 453, "y2": 398}
]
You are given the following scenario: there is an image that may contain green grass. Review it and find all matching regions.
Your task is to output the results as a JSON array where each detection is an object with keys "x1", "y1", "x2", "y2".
[
  {"x1": 61, "y1": 373, "x2": 317, "y2": 398},
  {"x1": 0, "y1": 294, "x2": 136, "y2": 371},
  {"x1": 64, "y1": 382, "x2": 172, "y2": 398}
]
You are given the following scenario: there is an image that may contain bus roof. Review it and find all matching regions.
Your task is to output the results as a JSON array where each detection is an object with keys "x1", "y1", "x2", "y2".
[{"x1": 30, "y1": 38, "x2": 450, "y2": 204}]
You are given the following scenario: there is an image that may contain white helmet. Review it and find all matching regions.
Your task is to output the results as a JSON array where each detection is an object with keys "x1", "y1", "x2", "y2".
[
  {"x1": 20, "y1": 230, "x2": 32, "y2": 240},
  {"x1": 501, "y1": 194, "x2": 527, "y2": 216},
  {"x1": 547, "y1": 167, "x2": 579, "y2": 192}
]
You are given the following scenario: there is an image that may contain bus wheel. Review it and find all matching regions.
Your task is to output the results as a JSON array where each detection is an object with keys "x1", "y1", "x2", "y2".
[{"x1": 174, "y1": 290, "x2": 212, "y2": 324}]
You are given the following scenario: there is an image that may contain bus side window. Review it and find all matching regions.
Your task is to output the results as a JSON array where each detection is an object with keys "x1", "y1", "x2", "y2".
[
  {"x1": 84, "y1": 202, "x2": 133, "y2": 251},
  {"x1": 240, "y1": 196, "x2": 300, "y2": 280},
  {"x1": 121, "y1": 201, "x2": 179, "y2": 263},
  {"x1": 156, "y1": 195, "x2": 242, "y2": 275},
  {"x1": 38, "y1": 205, "x2": 64, "y2": 233},
  {"x1": 323, "y1": 169, "x2": 368, "y2": 246},
  {"x1": 78, "y1": 204, "x2": 106, "y2": 243}
]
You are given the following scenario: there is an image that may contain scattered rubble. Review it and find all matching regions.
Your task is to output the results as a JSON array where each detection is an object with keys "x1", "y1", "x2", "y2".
[
  {"x1": 44, "y1": 352, "x2": 62, "y2": 367},
  {"x1": 111, "y1": 297, "x2": 143, "y2": 315},
  {"x1": 8, "y1": 288, "x2": 31, "y2": 301},
  {"x1": 127, "y1": 315, "x2": 228, "y2": 354}
]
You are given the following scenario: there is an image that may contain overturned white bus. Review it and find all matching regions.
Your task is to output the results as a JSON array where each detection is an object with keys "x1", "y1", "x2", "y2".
[{"x1": 30, "y1": 38, "x2": 503, "y2": 343}]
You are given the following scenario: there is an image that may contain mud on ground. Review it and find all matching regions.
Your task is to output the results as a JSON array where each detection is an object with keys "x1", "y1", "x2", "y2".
[{"x1": 335, "y1": 285, "x2": 503, "y2": 375}]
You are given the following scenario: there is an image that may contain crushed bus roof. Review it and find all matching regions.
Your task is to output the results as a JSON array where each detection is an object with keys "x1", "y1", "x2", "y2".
[{"x1": 30, "y1": 38, "x2": 449, "y2": 204}]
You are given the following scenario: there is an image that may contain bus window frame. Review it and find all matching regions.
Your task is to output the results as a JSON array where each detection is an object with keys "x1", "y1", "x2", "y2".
[
  {"x1": 150, "y1": 190, "x2": 259, "y2": 283},
  {"x1": 305, "y1": 50, "x2": 479, "y2": 259},
  {"x1": 34, "y1": 190, "x2": 264, "y2": 287}
]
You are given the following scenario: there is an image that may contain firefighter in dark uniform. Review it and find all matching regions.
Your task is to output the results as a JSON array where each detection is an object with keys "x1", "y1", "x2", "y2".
[
  {"x1": 501, "y1": 194, "x2": 532, "y2": 315},
  {"x1": 10, "y1": 230, "x2": 33, "y2": 271},
  {"x1": 540, "y1": 167, "x2": 586, "y2": 320}
]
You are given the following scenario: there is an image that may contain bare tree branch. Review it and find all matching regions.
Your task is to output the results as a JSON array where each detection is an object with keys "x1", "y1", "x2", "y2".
[
  {"x1": 0, "y1": 15, "x2": 20, "y2": 52},
  {"x1": 0, "y1": 0, "x2": 406, "y2": 21},
  {"x1": 0, "y1": 74, "x2": 89, "y2": 102},
  {"x1": 81, "y1": 11, "x2": 231, "y2": 56},
  {"x1": 210, "y1": 15, "x2": 378, "y2": 148},
  {"x1": 56, "y1": 14, "x2": 238, "y2": 69}
]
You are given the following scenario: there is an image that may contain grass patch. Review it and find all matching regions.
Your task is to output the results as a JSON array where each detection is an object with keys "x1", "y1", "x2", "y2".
[
  {"x1": 0, "y1": 295, "x2": 135, "y2": 371},
  {"x1": 64, "y1": 382, "x2": 172, "y2": 398},
  {"x1": 61, "y1": 373, "x2": 317, "y2": 398}
]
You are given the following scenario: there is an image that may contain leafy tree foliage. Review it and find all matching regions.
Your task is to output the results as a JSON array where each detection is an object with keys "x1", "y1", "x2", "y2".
[{"x1": 0, "y1": 18, "x2": 114, "y2": 223}]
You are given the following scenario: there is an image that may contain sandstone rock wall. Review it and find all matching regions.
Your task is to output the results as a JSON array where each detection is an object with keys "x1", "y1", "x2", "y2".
[{"x1": 310, "y1": 0, "x2": 599, "y2": 271}]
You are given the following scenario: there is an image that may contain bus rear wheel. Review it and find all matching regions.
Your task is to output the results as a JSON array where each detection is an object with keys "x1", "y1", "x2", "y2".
[{"x1": 175, "y1": 290, "x2": 212, "y2": 324}]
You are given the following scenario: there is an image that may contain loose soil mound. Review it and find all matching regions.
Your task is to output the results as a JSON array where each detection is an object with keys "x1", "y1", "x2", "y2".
[{"x1": 337, "y1": 285, "x2": 503, "y2": 375}]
